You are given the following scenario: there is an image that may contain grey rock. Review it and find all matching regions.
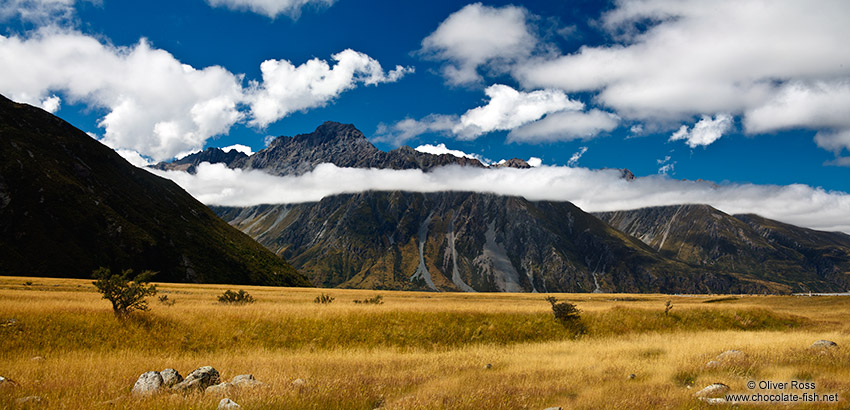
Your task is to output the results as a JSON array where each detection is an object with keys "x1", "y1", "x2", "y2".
[
  {"x1": 231, "y1": 374, "x2": 265, "y2": 388},
  {"x1": 694, "y1": 383, "x2": 730, "y2": 398},
  {"x1": 484, "y1": 363, "x2": 492, "y2": 369},
  {"x1": 30, "y1": 356, "x2": 45, "y2": 362},
  {"x1": 292, "y1": 378, "x2": 306, "y2": 387},
  {"x1": 810, "y1": 340, "x2": 838, "y2": 349},
  {"x1": 205, "y1": 382, "x2": 231, "y2": 395},
  {"x1": 544, "y1": 407, "x2": 563, "y2": 410},
  {"x1": 132, "y1": 371, "x2": 163, "y2": 396},
  {"x1": 160, "y1": 368, "x2": 183, "y2": 387},
  {"x1": 627, "y1": 373, "x2": 636, "y2": 380},
  {"x1": 171, "y1": 366, "x2": 220, "y2": 393},
  {"x1": 217, "y1": 398, "x2": 241, "y2": 409}
]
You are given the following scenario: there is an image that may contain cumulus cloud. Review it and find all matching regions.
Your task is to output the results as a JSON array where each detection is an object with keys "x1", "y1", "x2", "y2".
[
  {"x1": 657, "y1": 155, "x2": 675, "y2": 175},
  {"x1": 39, "y1": 94, "x2": 61, "y2": 113},
  {"x1": 247, "y1": 49, "x2": 413, "y2": 127},
  {"x1": 221, "y1": 144, "x2": 253, "y2": 155},
  {"x1": 420, "y1": 3, "x2": 536, "y2": 85},
  {"x1": 669, "y1": 114, "x2": 733, "y2": 148},
  {"x1": 508, "y1": 109, "x2": 619, "y2": 142},
  {"x1": 452, "y1": 84, "x2": 581, "y2": 139},
  {"x1": 567, "y1": 147, "x2": 587, "y2": 167},
  {"x1": 373, "y1": 114, "x2": 457, "y2": 146},
  {"x1": 0, "y1": 29, "x2": 408, "y2": 161},
  {"x1": 527, "y1": 157, "x2": 542, "y2": 167},
  {"x1": 152, "y1": 163, "x2": 850, "y2": 234},
  {"x1": 513, "y1": 0, "x2": 850, "y2": 155},
  {"x1": 205, "y1": 0, "x2": 335, "y2": 19}
]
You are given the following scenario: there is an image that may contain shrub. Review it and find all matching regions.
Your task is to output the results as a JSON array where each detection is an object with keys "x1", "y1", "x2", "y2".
[
  {"x1": 218, "y1": 289, "x2": 255, "y2": 305},
  {"x1": 354, "y1": 295, "x2": 384, "y2": 305},
  {"x1": 664, "y1": 300, "x2": 673, "y2": 315},
  {"x1": 92, "y1": 267, "x2": 157, "y2": 318},
  {"x1": 314, "y1": 293, "x2": 335, "y2": 304},
  {"x1": 545, "y1": 296, "x2": 584, "y2": 334},
  {"x1": 158, "y1": 295, "x2": 176, "y2": 306}
]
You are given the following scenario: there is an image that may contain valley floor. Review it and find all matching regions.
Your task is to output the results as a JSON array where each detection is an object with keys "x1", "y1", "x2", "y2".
[{"x1": 1, "y1": 276, "x2": 848, "y2": 409}]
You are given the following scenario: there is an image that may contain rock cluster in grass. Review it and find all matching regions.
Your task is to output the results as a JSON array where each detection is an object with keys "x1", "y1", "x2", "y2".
[
  {"x1": 218, "y1": 397, "x2": 241, "y2": 409},
  {"x1": 130, "y1": 366, "x2": 267, "y2": 398}
]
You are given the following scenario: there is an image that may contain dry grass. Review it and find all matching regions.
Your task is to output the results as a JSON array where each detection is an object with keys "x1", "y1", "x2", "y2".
[{"x1": 1, "y1": 276, "x2": 849, "y2": 409}]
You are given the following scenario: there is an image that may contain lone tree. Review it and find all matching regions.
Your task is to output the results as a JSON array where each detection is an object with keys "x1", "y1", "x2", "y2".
[
  {"x1": 545, "y1": 296, "x2": 585, "y2": 335},
  {"x1": 92, "y1": 267, "x2": 158, "y2": 317}
]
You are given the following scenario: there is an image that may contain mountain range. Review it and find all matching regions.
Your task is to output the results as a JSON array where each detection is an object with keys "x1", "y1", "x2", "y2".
[
  {"x1": 0, "y1": 95, "x2": 309, "y2": 287},
  {"x1": 196, "y1": 122, "x2": 850, "y2": 294}
]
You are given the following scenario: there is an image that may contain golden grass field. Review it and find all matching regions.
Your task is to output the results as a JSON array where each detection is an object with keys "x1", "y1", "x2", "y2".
[{"x1": 1, "y1": 276, "x2": 848, "y2": 409}]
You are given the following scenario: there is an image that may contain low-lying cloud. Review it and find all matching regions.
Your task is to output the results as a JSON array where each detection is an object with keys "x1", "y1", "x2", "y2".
[{"x1": 151, "y1": 163, "x2": 850, "y2": 234}]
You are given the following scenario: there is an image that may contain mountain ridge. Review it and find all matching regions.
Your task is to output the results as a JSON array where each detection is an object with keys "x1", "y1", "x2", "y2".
[{"x1": 0, "y1": 94, "x2": 310, "y2": 287}]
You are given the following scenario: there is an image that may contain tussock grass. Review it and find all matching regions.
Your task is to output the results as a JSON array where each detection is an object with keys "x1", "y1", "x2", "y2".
[{"x1": 1, "y1": 276, "x2": 849, "y2": 409}]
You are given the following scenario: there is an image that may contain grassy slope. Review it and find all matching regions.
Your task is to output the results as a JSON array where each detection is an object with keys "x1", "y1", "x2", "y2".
[
  {"x1": 1, "y1": 276, "x2": 848, "y2": 409},
  {"x1": 0, "y1": 95, "x2": 309, "y2": 287}
]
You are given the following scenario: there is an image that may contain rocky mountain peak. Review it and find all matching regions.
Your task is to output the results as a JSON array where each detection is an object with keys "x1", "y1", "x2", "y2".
[{"x1": 491, "y1": 158, "x2": 531, "y2": 169}]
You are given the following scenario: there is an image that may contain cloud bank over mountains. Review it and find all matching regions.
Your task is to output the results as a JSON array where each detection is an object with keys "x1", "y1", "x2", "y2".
[{"x1": 152, "y1": 162, "x2": 850, "y2": 234}]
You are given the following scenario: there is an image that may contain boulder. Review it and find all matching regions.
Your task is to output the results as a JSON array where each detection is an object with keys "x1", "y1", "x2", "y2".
[
  {"x1": 810, "y1": 340, "x2": 838, "y2": 349},
  {"x1": 694, "y1": 383, "x2": 730, "y2": 398},
  {"x1": 218, "y1": 398, "x2": 241, "y2": 409},
  {"x1": 205, "y1": 382, "x2": 231, "y2": 395},
  {"x1": 292, "y1": 378, "x2": 306, "y2": 387},
  {"x1": 171, "y1": 366, "x2": 220, "y2": 393},
  {"x1": 160, "y1": 368, "x2": 183, "y2": 388},
  {"x1": 231, "y1": 374, "x2": 265, "y2": 388},
  {"x1": 30, "y1": 356, "x2": 45, "y2": 362},
  {"x1": 132, "y1": 371, "x2": 163, "y2": 396}
]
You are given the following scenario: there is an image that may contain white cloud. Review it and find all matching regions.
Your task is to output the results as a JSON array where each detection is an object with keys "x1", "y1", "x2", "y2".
[
  {"x1": 115, "y1": 149, "x2": 153, "y2": 167},
  {"x1": 205, "y1": 0, "x2": 335, "y2": 19},
  {"x1": 414, "y1": 143, "x2": 479, "y2": 161},
  {"x1": 0, "y1": 29, "x2": 407, "y2": 161},
  {"x1": 453, "y1": 84, "x2": 582, "y2": 139},
  {"x1": 657, "y1": 155, "x2": 675, "y2": 175},
  {"x1": 527, "y1": 157, "x2": 542, "y2": 167},
  {"x1": 221, "y1": 144, "x2": 253, "y2": 155},
  {"x1": 39, "y1": 94, "x2": 60, "y2": 113},
  {"x1": 152, "y1": 163, "x2": 850, "y2": 234},
  {"x1": 508, "y1": 109, "x2": 619, "y2": 143},
  {"x1": 373, "y1": 114, "x2": 457, "y2": 146},
  {"x1": 567, "y1": 147, "x2": 587, "y2": 167},
  {"x1": 0, "y1": 0, "x2": 88, "y2": 25},
  {"x1": 247, "y1": 49, "x2": 413, "y2": 127},
  {"x1": 669, "y1": 114, "x2": 733, "y2": 148},
  {"x1": 420, "y1": 3, "x2": 536, "y2": 85},
  {"x1": 514, "y1": 0, "x2": 850, "y2": 145}
]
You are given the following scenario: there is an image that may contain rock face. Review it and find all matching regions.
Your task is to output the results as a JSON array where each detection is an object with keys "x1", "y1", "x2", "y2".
[
  {"x1": 240, "y1": 122, "x2": 484, "y2": 176},
  {"x1": 595, "y1": 205, "x2": 850, "y2": 293},
  {"x1": 160, "y1": 368, "x2": 183, "y2": 387},
  {"x1": 132, "y1": 371, "x2": 163, "y2": 396},
  {"x1": 206, "y1": 374, "x2": 266, "y2": 394},
  {"x1": 214, "y1": 192, "x2": 761, "y2": 293},
  {"x1": 0, "y1": 94, "x2": 309, "y2": 287},
  {"x1": 172, "y1": 366, "x2": 220, "y2": 393}
]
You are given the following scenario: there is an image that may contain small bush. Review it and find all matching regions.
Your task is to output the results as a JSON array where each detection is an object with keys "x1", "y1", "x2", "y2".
[
  {"x1": 23, "y1": 281, "x2": 32, "y2": 286},
  {"x1": 92, "y1": 267, "x2": 157, "y2": 318},
  {"x1": 664, "y1": 300, "x2": 673, "y2": 315},
  {"x1": 354, "y1": 295, "x2": 384, "y2": 305},
  {"x1": 314, "y1": 293, "x2": 335, "y2": 304},
  {"x1": 218, "y1": 289, "x2": 255, "y2": 305},
  {"x1": 158, "y1": 295, "x2": 176, "y2": 306}
]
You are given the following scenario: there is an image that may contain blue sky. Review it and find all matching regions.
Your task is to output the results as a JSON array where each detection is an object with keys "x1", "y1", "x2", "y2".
[{"x1": 1, "y1": 0, "x2": 849, "y2": 231}]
